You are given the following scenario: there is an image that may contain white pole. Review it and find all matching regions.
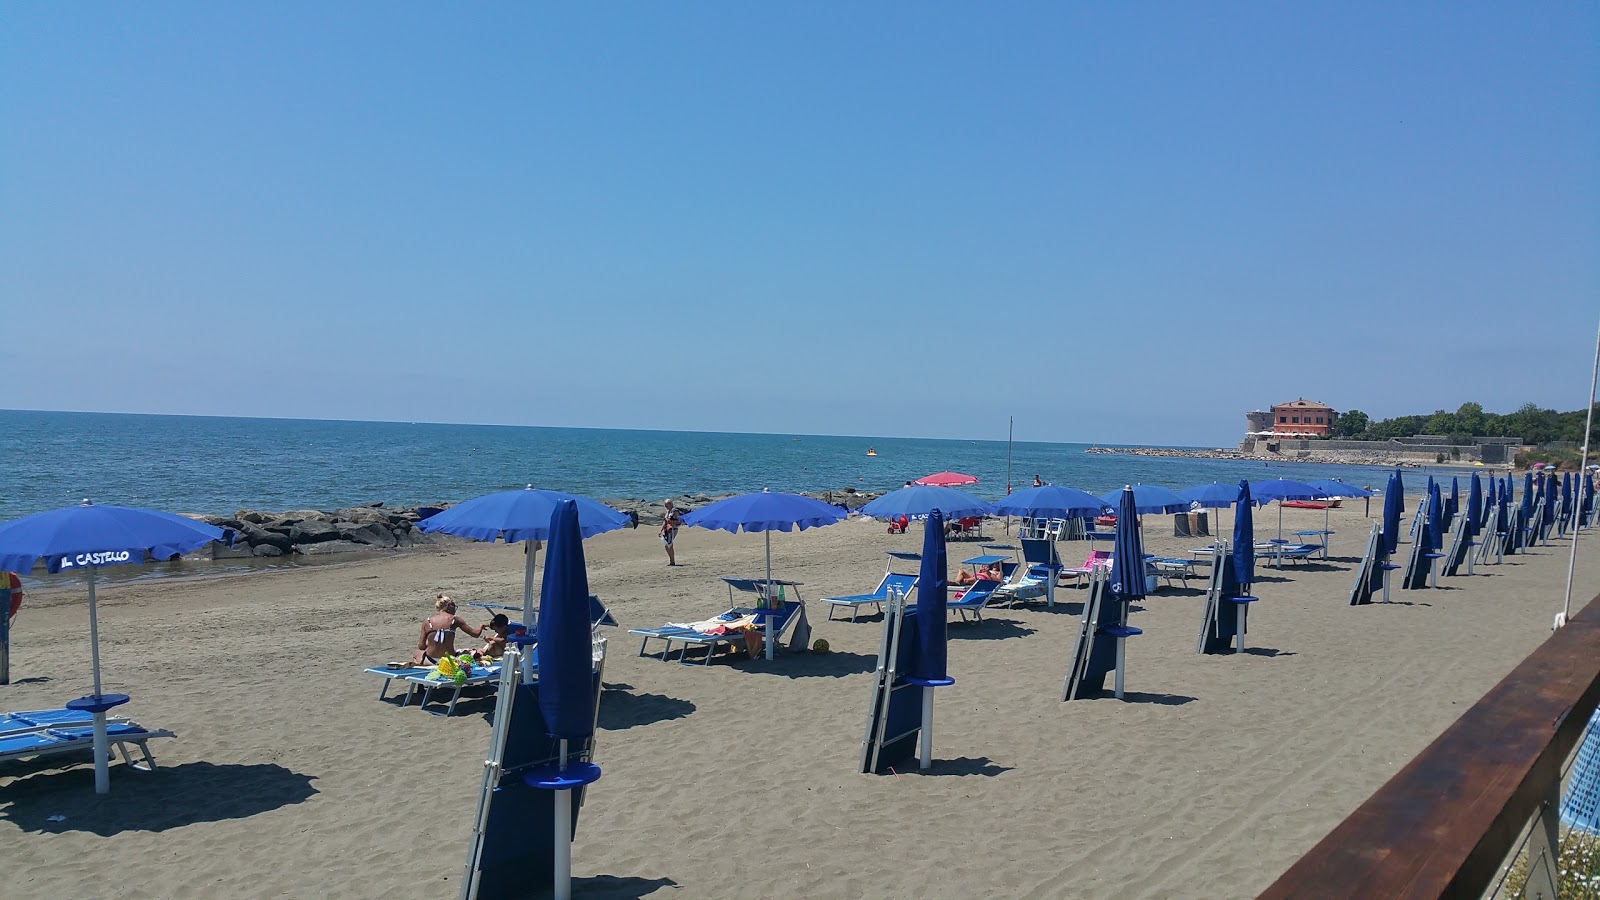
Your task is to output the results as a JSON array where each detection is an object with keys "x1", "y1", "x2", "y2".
[
  {"x1": 86, "y1": 568, "x2": 109, "y2": 795},
  {"x1": 1234, "y1": 604, "x2": 1246, "y2": 655},
  {"x1": 919, "y1": 686, "x2": 934, "y2": 770},
  {"x1": 553, "y1": 738, "x2": 572, "y2": 900},
  {"x1": 1563, "y1": 319, "x2": 1600, "y2": 623},
  {"x1": 764, "y1": 532, "x2": 775, "y2": 661},
  {"x1": 522, "y1": 540, "x2": 538, "y2": 629}
]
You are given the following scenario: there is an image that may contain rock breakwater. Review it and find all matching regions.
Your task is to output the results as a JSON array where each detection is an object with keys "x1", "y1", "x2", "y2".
[{"x1": 1084, "y1": 446, "x2": 1428, "y2": 467}]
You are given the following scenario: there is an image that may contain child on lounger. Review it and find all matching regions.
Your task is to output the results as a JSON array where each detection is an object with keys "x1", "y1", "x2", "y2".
[{"x1": 470, "y1": 614, "x2": 513, "y2": 661}]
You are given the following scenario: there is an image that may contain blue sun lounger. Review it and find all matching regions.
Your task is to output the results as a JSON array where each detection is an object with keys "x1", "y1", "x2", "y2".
[
  {"x1": 949, "y1": 578, "x2": 1003, "y2": 622},
  {"x1": 822, "y1": 573, "x2": 918, "y2": 622},
  {"x1": 365, "y1": 661, "x2": 510, "y2": 716},
  {"x1": 0, "y1": 717, "x2": 174, "y2": 771},
  {"x1": 630, "y1": 601, "x2": 806, "y2": 666},
  {"x1": 1, "y1": 707, "x2": 123, "y2": 734}
]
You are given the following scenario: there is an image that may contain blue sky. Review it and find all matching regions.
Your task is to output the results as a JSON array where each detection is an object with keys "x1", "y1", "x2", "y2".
[{"x1": 2, "y1": 3, "x2": 1596, "y2": 447}]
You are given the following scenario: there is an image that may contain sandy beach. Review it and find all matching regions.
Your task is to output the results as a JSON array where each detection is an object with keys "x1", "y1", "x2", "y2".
[{"x1": 3, "y1": 503, "x2": 1598, "y2": 899}]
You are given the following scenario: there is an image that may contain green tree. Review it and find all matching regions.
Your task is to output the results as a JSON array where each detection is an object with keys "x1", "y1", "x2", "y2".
[
  {"x1": 1456, "y1": 402, "x2": 1485, "y2": 435},
  {"x1": 1334, "y1": 409, "x2": 1370, "y2": 438}
]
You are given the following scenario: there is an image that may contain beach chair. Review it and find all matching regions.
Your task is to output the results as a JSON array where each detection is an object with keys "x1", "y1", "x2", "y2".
[
  {"x1": 400, "y1": 660, "x2": 508, "y2": 716},
  {"x1": 822, "y1": 572, "x2": 917, "y2": 622},
  {"x1": 1, "y1": 707, "x2": 127, "y2": 735},
  {"x1": 1060, "y1": 549, "x2": 1111, "y2": 588},
  {"x1": 630, "y1": 601, "x2": 806, "y2": 666},
  {"x1": 949, "y1": 578, "x2": 1003, "y2": 622},
  {"x1": 0, "y1": 716, "x2": 174, "y2": 772},
  {"x1": 1017, "y1": 538, "x2": 1062, "y2": 606}
]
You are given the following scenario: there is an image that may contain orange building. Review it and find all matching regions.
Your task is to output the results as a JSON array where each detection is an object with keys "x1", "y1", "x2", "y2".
[{"x1": 1270, "y1": 398, "x2": 1338, "y2": 436}]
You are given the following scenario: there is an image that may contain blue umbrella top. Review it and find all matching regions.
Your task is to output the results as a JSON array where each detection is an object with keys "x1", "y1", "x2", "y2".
[
  {"x1": 860, "y1": 485, "x2": 995, "y2": 521},
  {"x1": 1097, "y1": 484, "x2": 1189, "y2": 515},
  {"x1": 1305, "y1": 479, "x2": 1373, "y2": 498},
  {"x1": 910, "y1": 510, "x2": 949, "y2": 684},
  {"x1": 1250, "y1": 479, "x2": 1325, "y2": 505},
  {"x1": 415, "y1": 486, "x2": 629, "y2": 543},
  {"x1": 681, "y1": 491, "x2": 847, "y2": 534},
  {"x1": 991, "y1": 485, "x2": 1109, "y2": 519},
  {"x1": 0, "y1": 500, "x2": 226, "y2": 574},
  {"x1": 1179, "y1": 482, "x2": 1241, "y2": 509},
  {"x1": 1232, "y1": 480, "x2": 1255, "y2": 588},
  {"x1": 536, "y1": 499, "x2": 598, "y2": 741}
]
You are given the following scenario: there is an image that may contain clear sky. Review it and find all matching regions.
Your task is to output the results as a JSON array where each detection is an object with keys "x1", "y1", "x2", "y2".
[{"x1": 2, "y1": 3, "x2": 1596, "y2": 447}]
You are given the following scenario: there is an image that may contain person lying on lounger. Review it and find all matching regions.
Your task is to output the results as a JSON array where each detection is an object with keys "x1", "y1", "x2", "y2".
[
  {"x1": 953, "y1": 563, "x2": 1003, "y2": 585},
  {"x1": 408, "y1": 595, "x2": 487, "y2": 665}
]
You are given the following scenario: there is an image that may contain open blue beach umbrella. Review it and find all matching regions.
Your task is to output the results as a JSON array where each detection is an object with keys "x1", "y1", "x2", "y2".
[
  {"x1": 860, "y1": 485, "x2": 995, "y2": 521},
  {"x1": 0, "y1": 501, "x2": 225, "y2": 794},
  {"x1": 912, "y1": 511, "x2": 948, "y2": 683},
  {"x1": 1382, "y1": 471, "x2": 1404, "y2": 555},
  {"x1": 1232, "y1": 480, "x2": 1255, "y2": 590},
  {"x1": 1111, "y1": 487, "x2": 1148, "y2": 602},
  {"x1": 1180, "y1": 482, "x2": 1241, "y2": 539},
  {"x1": 1468, "y1": 473, "x2": 1483, "y2": 538},
  {"x1": 1097, "y1": 484, "x2": 1190, "y2": 515},
  {"x1": 1250, "y1": 478, "x2": 1323, "y2": 542},
  {"x1": 1427, "y1": 480, "x2": 1444, "y2": 553},
  {"x1": 682, "y1": 491, "x2": 847, "y2": 660},
  {"x1": 416, "y1": 486, "x2": 629, "y2": 629},
  {"x1": 1304, "y1": 480, "x2": 1372, "y2": 549},
  {"x1": 991, "y1": 484, "x2": 1108, "y2": 520}
]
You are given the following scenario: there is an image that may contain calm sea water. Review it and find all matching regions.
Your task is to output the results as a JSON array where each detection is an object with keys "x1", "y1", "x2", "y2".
[{"x1": 0, "y1": 410, "x2": 1473, "y2": 521}]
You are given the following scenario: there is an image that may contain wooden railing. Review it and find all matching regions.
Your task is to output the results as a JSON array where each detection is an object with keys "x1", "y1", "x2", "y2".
[{"x1": 1259, "y1": 589, "x2": 1600, "y2": 899}]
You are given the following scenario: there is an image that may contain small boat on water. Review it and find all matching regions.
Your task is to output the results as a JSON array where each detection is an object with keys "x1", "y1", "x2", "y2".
[{"x1": 866, "y1": 447, "x2": 877, "y2": 457}]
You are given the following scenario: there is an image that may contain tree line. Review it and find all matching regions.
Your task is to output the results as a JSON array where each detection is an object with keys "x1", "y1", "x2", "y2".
[{"x1": 1331, "y1": 402, "x2": 1599, "y2": 445}]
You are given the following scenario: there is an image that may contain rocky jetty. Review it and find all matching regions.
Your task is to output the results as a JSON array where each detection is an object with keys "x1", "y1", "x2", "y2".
[
  {"x1": 195, "y1": 486, "x2": 893, "y2": 558},
  {"x1": 198, "y1": 502, "x2": 438, "y2": 559},
  {"x1": 1084, "y1": 446, "x2": 1427, "y2": 468}
]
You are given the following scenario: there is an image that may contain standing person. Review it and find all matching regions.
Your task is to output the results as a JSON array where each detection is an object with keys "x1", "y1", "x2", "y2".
[
  {"x1": 661, "y1": 499, "x2": 683, "y2": 566},
  {"x1": 1033, "y1": 474, "x2": 1043, "y2": 487}
]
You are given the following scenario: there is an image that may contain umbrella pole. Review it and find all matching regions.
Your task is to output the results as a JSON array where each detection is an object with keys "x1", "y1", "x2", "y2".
[
  {"x1": 522, "y1": 541, "x2": 539, "y2": 630},
  {"x1": 920, "y1": 686, "x2": 934, "y2": 770},
  {"x1": 86, "y1": 567, "x2": 109, "y2": 794},
  {"x1": 764, "y1": 532, "x2": 775, "y2": 662},
  {"x1": 553, "y1": 738, "x2": 572, "y2": 900}
]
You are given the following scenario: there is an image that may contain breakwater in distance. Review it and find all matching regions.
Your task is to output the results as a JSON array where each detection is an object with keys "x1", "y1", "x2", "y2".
[
  {"x1": 1084, "y1": 445, "x2": 1480, "y2": 470},
  {"x1": 3, "y1": 409, "x2": 1486, "y2": 523}
]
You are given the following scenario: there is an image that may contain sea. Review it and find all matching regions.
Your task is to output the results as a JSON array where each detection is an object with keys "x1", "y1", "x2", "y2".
[{"x1": 0, "y1": 409, "x2": 1471, "y2": 522}]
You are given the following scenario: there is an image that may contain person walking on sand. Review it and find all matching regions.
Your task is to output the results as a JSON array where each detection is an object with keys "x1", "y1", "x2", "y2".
[{"x1": 661, "y1": 499, "x2": 683, "y2": 566}]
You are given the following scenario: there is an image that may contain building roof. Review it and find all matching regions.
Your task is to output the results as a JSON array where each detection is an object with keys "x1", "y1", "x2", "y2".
[{"x1": 1271, "y1": 398, "x2": 1336, "y2": 411}]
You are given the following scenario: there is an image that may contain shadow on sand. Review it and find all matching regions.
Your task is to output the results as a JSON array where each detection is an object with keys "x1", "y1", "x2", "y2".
[
  {"x1": 573, "y1": 874, "x2": 680, "y2": 898},
  {"x1": 597, "y1": 684, "x2": 696, "y2": 731},
  {"x1": 0, "y1": 761, "x2": 318, "y2": 836}
]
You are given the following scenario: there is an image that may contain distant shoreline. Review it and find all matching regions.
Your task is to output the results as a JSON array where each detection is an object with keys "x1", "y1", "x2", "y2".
[{"x1": 1085, "y1": 445, "x2": 1501, "y2": 475}]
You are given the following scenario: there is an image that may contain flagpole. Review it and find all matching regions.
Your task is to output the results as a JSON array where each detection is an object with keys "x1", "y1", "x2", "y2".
[{"x1": 1562, "y1": 319, "x2": 1600, "y2": 623}]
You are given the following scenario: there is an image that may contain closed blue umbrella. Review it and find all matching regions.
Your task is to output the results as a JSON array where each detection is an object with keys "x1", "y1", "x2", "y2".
[
  {"x1": 416, "y1": 486, "x2": 629, "y2": 629},
  {"x1": 1543, "y1": 474, "x2": 1559, "y2": 541},
  {"x1": 1467, "y1": 472, "x2": 1483, "y2": 539},
  {"x1": 531, "y1": 498, "x2": 602, "y2": 900},
  {"x1": 1097, "y1": 484, "x2": 1189, "y2": 515},
  {"x1": 1446, "y1": 477, "x2": 1460, "y2": 533},
  {"x1": 1440, "y1": 477, "x2": 1452, "y2": 547},
  {"x1": 991, "y1": 485, "x2": 1108, "y2": 520},
  {"x1": 1233, "y1": 480, "x2": 1255, "y2": 590},
  {"x1": 0, "y1": 501, "x2": 225, "y2": 794},
  {"x1": 683, "y1": 491, "x2": 847, "y2": 660},
  {"x1": 860, "y1": 485, "x2": 995, "y2": 521},
  {"x1": 1584, "y1": 474, "x2": 1595, "y2": 524},
  {"x1": 1110, "y1": 488, "x2": 1148, "y2": 603},
  {"x1": 1382, "y1": 471, "x2": 1404, "y2": 555},
  {"x1": 907, "y1": 510, "x2": 955, "y2": 769}
]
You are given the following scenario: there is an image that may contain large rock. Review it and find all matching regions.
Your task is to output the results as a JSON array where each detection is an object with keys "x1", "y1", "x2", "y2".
[
  {"x1": 297, "y1": 539, "x2": 370, "y2": 556},
  {"x1": 341, "y1": 523, "x2": 397, "y2": 548},
  {"x1": 211, "y1": 540, "x2": 254, "y2": 560},
  {"x1": 242, "y1": 525, "x2": 294, "y2": 553},
  {"x1": 288, "y1": 520, "x2": 343, "y2": 544},
  {"x1": 252, "y1": 543, "x2": 285, "y2": 557},
  {"x1": 236, "y1": 510, "x2": 274, "y2": 525}
]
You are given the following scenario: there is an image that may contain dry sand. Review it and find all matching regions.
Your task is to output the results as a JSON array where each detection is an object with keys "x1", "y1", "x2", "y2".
[{"x1": 2, "y1": 504, "x2": 1598, "y2": 899}]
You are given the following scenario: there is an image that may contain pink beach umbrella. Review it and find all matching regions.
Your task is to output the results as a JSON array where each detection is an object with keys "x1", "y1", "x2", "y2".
[{"x1": 914, "y1": 471, "x2": 979, "y2": 487}]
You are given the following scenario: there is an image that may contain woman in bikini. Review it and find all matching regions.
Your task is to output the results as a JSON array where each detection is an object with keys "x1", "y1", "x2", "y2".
[{"x1": 408, "y1": 595, "x2": 487, "y2": 665}]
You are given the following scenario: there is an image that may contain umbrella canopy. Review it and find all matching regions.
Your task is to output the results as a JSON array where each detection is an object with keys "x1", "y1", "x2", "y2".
[
  {"x1": 415, "y1": 486, "x2": 629, "y2": 628},
  {"x1": 1382, "y1": 471, "x2": 1404, "y2": 555},
  {"x1": 910, "y1": 510, "x2": 948, "y2": 683},
  {"x1": 681, "y1": 491, "x2": 846, "y2": 535},
  {"x1": 913, "y1": 471, "x2": 979, "y2": 487},
  {"x1": 860, "y1": 485, "x2": 995, "y2": 521},
  {"x1": 1522, "y1": 472, "x2": 1535, "y2": 518},
  {"x1": 1468, "y1": 472, "x2": 1483, "y2": 538},
  {"x1": 1180, "y1": 483, "x2": 1241, "y2": 508},
  {"x1": 1096, "y1": 484, "x2": 1189, "y2": 515},
  {"x1": 536, "y1": 500, "x2": 597, "y2": 741},
  {"x1": 682, "y1": 491, "x2": 847, "y2": 661},
  {"x1": 1305, "y1": 480, "x2": 1373, "y2": 499},
  {"x1": 1109, "y1": 487, "x2": 1147, "y2": 601},
  {"x1": 991, "y1": 485, "x2": 1109, "y2": 520},
  {"x1": 1250, "y1": 479, "x2": 1324, "y2": 505},
  {"x1": 416, "y1": 487, "x2": 630, "y2": 543},
  {"x1": 1232, "y1": 480, "x2": 1255, "y2": 589},
  {"x1": 0, "y1": 501, "x2": 225, "y2": 794}
]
